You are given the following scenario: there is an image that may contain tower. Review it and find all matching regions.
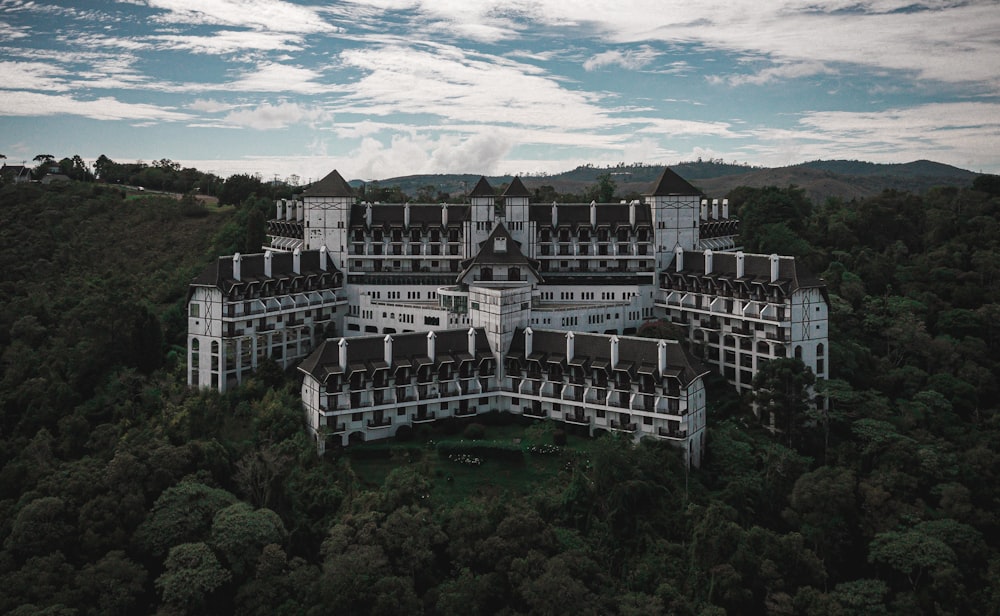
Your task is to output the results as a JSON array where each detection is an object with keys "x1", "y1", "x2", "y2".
[
  {"x1": 301, "y1": 169, "x2": 354, "y2": 271},
  {"x1": 645, "y1": 168, "x2": 702, "y2": 271},
  {"x1": 501, "y1": 177, "x2": 531, "y2": 247},
  {"x1": 468, "y1": 176, "x2": 496, "y2": 253}
]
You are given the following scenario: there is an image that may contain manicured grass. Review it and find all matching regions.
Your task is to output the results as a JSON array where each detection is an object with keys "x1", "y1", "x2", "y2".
[{"x1": 343, "y1": 415, "x2": 602, "y2": 505}]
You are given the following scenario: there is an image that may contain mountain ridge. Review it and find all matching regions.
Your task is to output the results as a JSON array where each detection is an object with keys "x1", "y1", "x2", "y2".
[{"x1": 350, "y1": 159, "x2": 979, "y2": 204}]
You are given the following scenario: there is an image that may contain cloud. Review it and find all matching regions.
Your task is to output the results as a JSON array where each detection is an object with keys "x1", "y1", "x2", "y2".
[
  {"x1": 220, "y1": 101, "x2": 331, "y2": 129},
  {"x1": 0, "y1": 91, "x2": 192, "y2": 121},
  {"x1": 152, "y1": 30, "x2": 306, "y2": 54},
  {"x1": 226, "y1": 62, "x2": 327, "y2": 93},
  {"x1": 583, "y1": 46, "x2": 659, "y2": 71},
  {"x1": 188, "y1": 98, "x2": 236, "y2": 113},
  {"x1": 0, "y1": 20, "x2": 29, "y2": 41},
  {"x1": 142, "y1": 0, "x2": 338, "y2": 34},
  {"x1": 336, "y1": 44, "x2": 614, "y2": 130},
  {"x1": 0, "y1": 61, "x2": 72, "y2": 92},
  {"x1": 708, "y1": 60, "x2": 835, "y2": 86}
]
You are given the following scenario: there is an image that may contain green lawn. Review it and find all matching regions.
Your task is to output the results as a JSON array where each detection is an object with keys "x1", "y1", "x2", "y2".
[{"x1": 343, "y1": 416, "x2": 602, "y2": 505}]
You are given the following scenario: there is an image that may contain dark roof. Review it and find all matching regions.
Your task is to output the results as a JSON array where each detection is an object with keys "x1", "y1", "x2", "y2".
[
  {"x1": 668, "y1": 250, "x2": 826, "y2": 292},
  {"x1": 468, "y1": 176, "x2": 495, "y2": 197},
  {"x1": 349, "y1": 203, "x2": 470, "y2": 228},
  {"x1": 299, "y1": 328, "x2": 493, "y2": 381},
  {"x1": 508, "y1": 328, "x2": 707, "y2": 386},
  {"x1": 190, "y1": 249, "x2": 340, "y2": 293},
  {"x1": 529, "y1": 202, "x2": 651, "y2": 226},
  {"x1": 646, "y1": 168, "x2": 701, "y2": 197},
  {"x1": 458, "y1": 223, "x2": 542, "y2": 283},
  {"x1": 303, "y1": 169, "x2": 354, "y2": 198},
  {"x1": 502, "y1": 177, "x2": 531, "y2": 198}
]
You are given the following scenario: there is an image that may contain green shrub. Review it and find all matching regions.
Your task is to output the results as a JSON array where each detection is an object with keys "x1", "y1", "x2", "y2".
[{"x1": 463, "y1": 423, "x2": 486, "y2": 440}]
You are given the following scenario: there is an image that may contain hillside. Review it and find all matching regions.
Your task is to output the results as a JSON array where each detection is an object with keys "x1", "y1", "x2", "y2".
[{"x1": 363, "y1": 159, "x2": 979, "y2": 203}]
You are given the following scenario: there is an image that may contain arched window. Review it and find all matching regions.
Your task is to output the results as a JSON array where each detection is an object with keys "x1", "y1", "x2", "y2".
[
  {"x1": 794, "y1": 345, "x2": 802, "y2": 360},
  {"x1": 508, "y1": 267, "x2": 521, "y2": 281},
  {"x1": 480, "y1": 267, "x2": 493, "y2": 281}
]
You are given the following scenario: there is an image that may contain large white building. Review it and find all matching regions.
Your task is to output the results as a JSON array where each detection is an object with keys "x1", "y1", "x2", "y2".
[{"x1": 187, "y1": 167, "x2": 828, "y2": 466}]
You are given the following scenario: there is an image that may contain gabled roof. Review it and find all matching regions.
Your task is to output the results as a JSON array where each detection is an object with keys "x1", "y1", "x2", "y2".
[
  {"x1": 668, "y1": 249, "x2": 826, "y2": 293},
  {"x1": 299, "y1": 328, "x2": 494, "y2": 382},
  {"x1": 303, "y1": 169, "x2": 354, "y2": 198},
  {"x1": 529, "y1": 202, "x2": 651, "y2": 226},
  {"x1": 457, "y1": 223, "x2": 542, "y2": 283},
  {"x1": 468, "y1": 176, "x2": 495, "y2": 197},
  {"x1": 646, "y1": 167, "x2": 701, "y2": 197},
  {"x1": 507, "y1": 328, "x2": 708, "y2": 386},
  {"x1": 190, "y1": 249, "x2": 341, "y2": 295},
  {"x1": 502, "y1": 176, "x2": 531, "y2": 198}
]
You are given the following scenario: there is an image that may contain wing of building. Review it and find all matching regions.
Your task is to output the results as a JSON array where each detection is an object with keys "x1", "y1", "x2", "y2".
[{"x1": 187, "y1": 167, "x2": 828, "y2": 467}]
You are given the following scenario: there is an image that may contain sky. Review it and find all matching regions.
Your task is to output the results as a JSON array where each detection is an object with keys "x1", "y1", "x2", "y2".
[{"x1": 1, "y1": 0, "x2": 999, "y2": 182}]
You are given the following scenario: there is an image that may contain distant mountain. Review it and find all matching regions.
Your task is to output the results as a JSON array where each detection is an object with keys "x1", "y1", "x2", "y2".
[{"x1": 352, "y1": 159, "x2": 980, "y2": 204}]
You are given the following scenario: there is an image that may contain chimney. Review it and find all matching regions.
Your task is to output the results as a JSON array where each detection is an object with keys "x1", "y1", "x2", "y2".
[
  {"x1": 404, "y1": 203, "x2": 410, "y2": 228},
  {"x1": 276, "y1": 200, "x2": 283, "y2": 220},
  {"x1": 286, "y1": 200, "x2": 294, "y2": 221},
  {"x1": 232, "y1": 253, "x2": 242, "y2": 281},
  {"x1": 263, "y1": 251, "x2": 272, "y2": 277},
  {"x1": 770, "y1": 254, "x2": 780, "y2": 282},
  {"x1": 711, "y1": 198, "x2": 719, "y2": 219},
  {"x1": 701, "y1": 199, "x2": 708, "y2": 220},
  {"x1": 675, "y1": 245, "x2": 684, "y2": 272},
  {"x1": 551, "y1": 202, "x2": 558, "y2": 228},
  {"x1": 629, "y1": 201, "x2": 636, "y2": 227},
  {"x1": 658, "y1": 339, "x2": 668, "y2": 374},
  {"x1": 590, "y1": 201, "x2": 597, "y2": 227},
  {"x1": 338, "y1": 338, "x2": 348, "y2": 373},
  {"x1": 524, "y1": 327, "x2": 533, "y2": 358},
  {"x1": 722, "y1": 198, "x2": 730, "y2": 219},
  {"x1": 319, "y1": 245, "x2": 328, "y2": 271},
  {"x1": 566, "y1": 331, "x2": 575, "y2": 362},
  {"x1": 736, "y1": 251, "x2": 745, "y2": 278},
  {"x1": 384, "y1": 334, "x2": 393, "y2": 365},
  {"x1": 293, "y1": 248, "x2": 301, "y2": 274},
  {"x1": 610, "y1": 335, "x2": 619, "y2": 369},
  {"x1": 704, "y1": 249, "x2": 713, "y2": 275},
  {"x1": 365, "y1": 202, "x2": 372, "y2": 227},
  {"x1": 427, "y1": 330, "x2": 436, "y2": 362},
  {"x1": 441, "y1": 203, "x2": 448, "y2": 227},
  {"x1": 296, "y1": 200, "x2": 303, "y2": 222},
  {"x1": 468, "y1": 327, "x2": 477, "y2": 356}
]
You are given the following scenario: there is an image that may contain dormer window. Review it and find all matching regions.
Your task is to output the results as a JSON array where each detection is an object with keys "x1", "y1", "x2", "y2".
[{"x1": 494, "y1": 236, "x2": 507, "y2": 253}]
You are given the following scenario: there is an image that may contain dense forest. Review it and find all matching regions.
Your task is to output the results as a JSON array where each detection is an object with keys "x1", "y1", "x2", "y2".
[{"x1": 0, "y1": 172, "x2": 999, "y2": 615}]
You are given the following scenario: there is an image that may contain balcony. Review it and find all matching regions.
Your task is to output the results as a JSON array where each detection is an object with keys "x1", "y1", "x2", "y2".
[
  {"x1": 322, "y1": 422, "x2": 346, "y2": 434},
  {"x1": 411, "y1": 411, "x2": 437, "y2": 423},
  {"x1": 609, "y1": 421, "x2": 637, "y2": 433},
  {"x1": 657, "y1": 427, "x2": 687, "y2": 439},
  {"x1": 564, "y1": 412, "x2": 591, "y2": 425},
  {"x1": 367, "y1": 417, "x2": 392, "y2": 429}
]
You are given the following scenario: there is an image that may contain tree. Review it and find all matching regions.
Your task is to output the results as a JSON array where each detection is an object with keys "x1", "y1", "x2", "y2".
[
  {"x1": 210, "y1": 501, "x2": 287, "y2": 578},
  {"x1": 134, "y1": 481, "x2": 237, "y2": 558},
  {"x1": 156, "y1": 542, "x2": 232, "y2": 611},
  {"x1": 76, "y1": 550, "x2": 147, "y2": 616},
  {"x1": 752, "y1": 358, "x2": 816, "y2": 449}
]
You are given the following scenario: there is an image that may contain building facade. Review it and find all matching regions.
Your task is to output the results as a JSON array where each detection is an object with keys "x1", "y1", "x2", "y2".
[{"x1": 188, "y1": 167, "x2": 828, "y2": 465}]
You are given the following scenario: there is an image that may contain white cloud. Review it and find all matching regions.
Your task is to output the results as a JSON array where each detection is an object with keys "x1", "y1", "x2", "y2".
[
  {"x1": 152, "y1": 30, "x2": 306, "y2": 54},
  {"x1": 336, "y1": 44, "x2": 613, "y2": 130},
  {"x1": 188, "y1": 98, "x2": 236, "y2": 112},
  {"x1": 142, "y1": 0, "x2": 338, "y2": 34},
  {"x1": 0, "y1": 61, "x2": 71, "y2": 92},
  {"x1": 0, "y1": 91, "x2": 192, "y2": 121},
  {"x1": 220, "y1": 101, "x2": 331, "y2": 129},
  {"x1": 709, "y1": 61, "x2": 835, "y2": 86},
  {"x1": 226, "y1": 62, "x2": 327, "y2": 93},
  {"x1": 583, "y1": 46, "x2": 659, "y2": 71},
  {"x1": 0, "y1": 20, "x2": 29, "y2": 40}
]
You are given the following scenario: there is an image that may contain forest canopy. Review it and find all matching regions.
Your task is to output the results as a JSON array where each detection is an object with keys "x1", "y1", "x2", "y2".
[{"x1": 0, "y1": 173, "x2": 999, "y2": 614}]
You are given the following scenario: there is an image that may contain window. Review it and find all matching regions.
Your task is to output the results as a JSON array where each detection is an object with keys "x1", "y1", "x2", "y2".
[{"x1": 190, "y1": 303, "x2": 200, "y2": 318}]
